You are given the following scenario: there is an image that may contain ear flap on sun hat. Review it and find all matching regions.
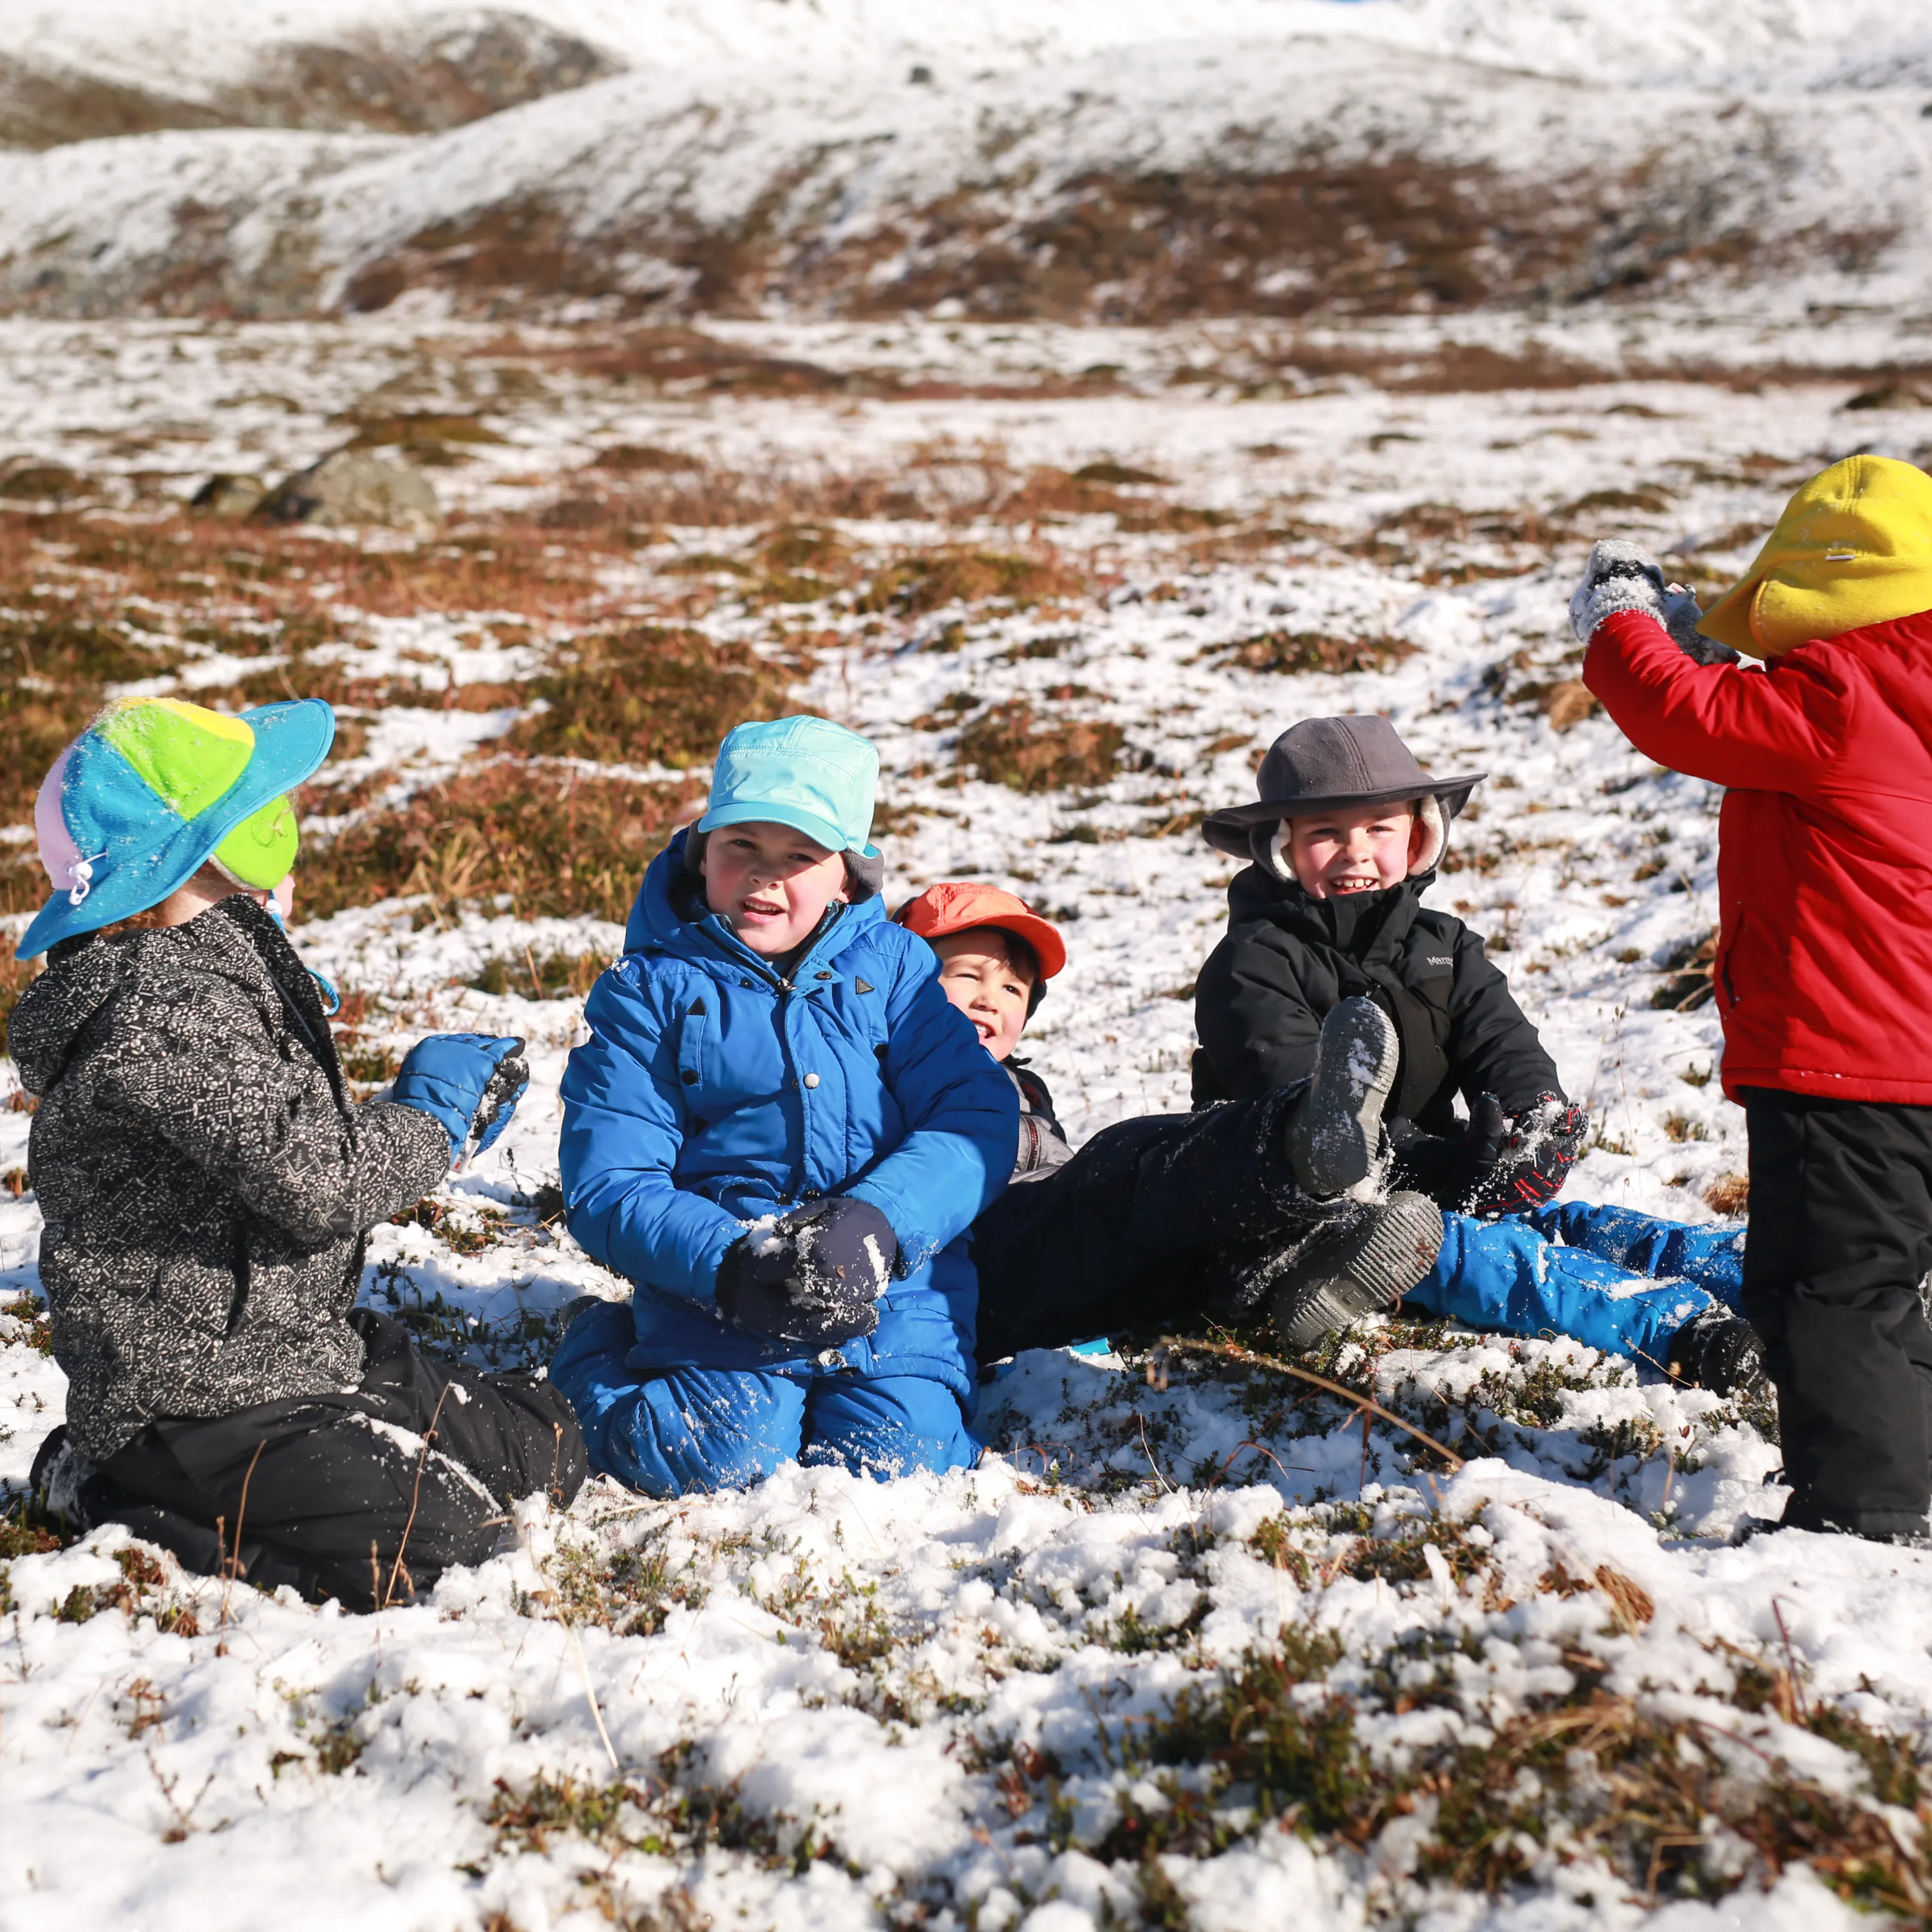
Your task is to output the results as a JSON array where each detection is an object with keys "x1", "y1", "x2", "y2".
[
  {"x1": 213, "y1": 793, "x2": 300, "y2": 890},
  {"x1": 17, "y1": 695, "x2": 334, "y2": 959}
]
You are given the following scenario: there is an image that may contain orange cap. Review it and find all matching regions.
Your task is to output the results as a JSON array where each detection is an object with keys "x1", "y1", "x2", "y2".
[{"x1": 895, "y1": 881, "x2": 1066, "y2": 979}]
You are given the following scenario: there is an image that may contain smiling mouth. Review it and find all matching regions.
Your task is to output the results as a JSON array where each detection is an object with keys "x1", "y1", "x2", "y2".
[{"x1": 1330, "y1": 877, "x2": 1378, "y2": 894}]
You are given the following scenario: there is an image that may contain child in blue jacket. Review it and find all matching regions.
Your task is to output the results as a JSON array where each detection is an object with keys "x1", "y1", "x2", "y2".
[{"x1": 549, "y1": 716, "x2": 1018, "y2": 1495}]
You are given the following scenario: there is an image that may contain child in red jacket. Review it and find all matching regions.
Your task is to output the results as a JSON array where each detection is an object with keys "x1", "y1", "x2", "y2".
[{"x1": 1576, "y1": 453, "x2": 1932, "y2": 1542}]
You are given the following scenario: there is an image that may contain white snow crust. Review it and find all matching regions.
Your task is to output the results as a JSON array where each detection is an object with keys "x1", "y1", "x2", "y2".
[{"x1": 4, "y1": 308, "x2": 1932, "y2": 1927}]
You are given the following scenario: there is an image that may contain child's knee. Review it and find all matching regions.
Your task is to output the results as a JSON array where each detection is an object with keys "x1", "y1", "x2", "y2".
[
  {"x1": 576, "y1": 1361, "x2": 806, "y2": 1498},
  {"x1": 805, "y1": 1376, "x2": 980, "y2": 1481}
]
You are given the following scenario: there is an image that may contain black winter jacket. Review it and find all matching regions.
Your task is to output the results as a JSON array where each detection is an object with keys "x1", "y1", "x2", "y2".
[
  {"x1": 1191, "y1": 867, "x2": 1562, "y2": 1132},
  {"x1": 14, "y1": 896, "x2": 450, "y2": 1461}
]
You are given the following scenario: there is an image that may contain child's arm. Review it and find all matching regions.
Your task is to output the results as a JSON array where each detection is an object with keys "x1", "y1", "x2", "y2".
[
  {"x1": 1584, "y1": 609, "x2": 1849, "y2": 793},
  {"x1": 1444, "y1": 924, "x2": 1565, "y2": 1113},
  {"x1": 1192, "y1": 929, "x2": 1323, "y2": 1100},
  {"x1": 558, "y1": 962, "x2": 746, "y2": 1303},
  {"x1": 107, "y1": 968, "x2": 450, "y2": 1244},
  {"x1": 842, "y1": 948, "x2": 1019, "y2": 1272}
]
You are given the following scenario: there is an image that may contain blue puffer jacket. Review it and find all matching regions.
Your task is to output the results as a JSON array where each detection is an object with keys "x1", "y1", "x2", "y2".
[{"x1": 559, "y1": 833, "x2": 1017, "y2": 1401}]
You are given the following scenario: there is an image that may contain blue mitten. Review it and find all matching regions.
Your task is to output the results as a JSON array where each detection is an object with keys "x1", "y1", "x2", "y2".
[{"x1": 390, "y1": 1034, "x2": 528, "y2": 1160}]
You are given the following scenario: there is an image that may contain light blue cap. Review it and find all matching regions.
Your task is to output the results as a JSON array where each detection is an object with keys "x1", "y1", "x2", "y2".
[{"x1": 697, "y1": 715, "x2": 880, "y2": 858}]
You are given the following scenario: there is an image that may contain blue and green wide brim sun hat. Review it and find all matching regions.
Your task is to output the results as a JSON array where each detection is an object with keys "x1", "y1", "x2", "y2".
[
  {"x1": 19, "y1": 696, "x2": 336, "y2": 959},
  {"x1": 696, "y1": 714, "x2": 880, "y2": 857}
]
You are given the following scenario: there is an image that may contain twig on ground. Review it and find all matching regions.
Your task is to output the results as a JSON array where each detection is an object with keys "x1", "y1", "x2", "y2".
[
  {"x1": 1770, "y1": 1596, "x2": 1808, "y2": 1721},
  {"x1": 383, "y1": 1381, "x2": 455, "y2": 1609},
  {"x1": 1153, "y1": 1335, "x2": 1465, "y2": 1473},
  {"x1": 218, "y1": 1441, "x2": 266, "y2": 1636},
  {"x1": 1136, "y1": 1411, "x2": 1173, "y2": 1492}
]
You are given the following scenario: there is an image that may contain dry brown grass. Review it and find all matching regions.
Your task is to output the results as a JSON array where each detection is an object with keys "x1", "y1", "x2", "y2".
[
  {"x1": 1207, "y1": 629, "x2": 1418, "y2": 677},
  {"x1": 301, "y1": 760, "x2": 703, "y2": 924},
  {"x1": 509, "y1": 625, "x2": 807, "y2": 767},
  {"x1": 955, "y1": 700, "x2": 1130, "y2": 793}
]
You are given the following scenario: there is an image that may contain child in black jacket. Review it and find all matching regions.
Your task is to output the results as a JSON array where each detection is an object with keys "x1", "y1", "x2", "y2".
[
  {"x1": 913, "y1": 714, "x2": 1764, "y2": 1390},
  {"x1": 1193, "y1": 713, "x2": 1757, "y2": 1378}
]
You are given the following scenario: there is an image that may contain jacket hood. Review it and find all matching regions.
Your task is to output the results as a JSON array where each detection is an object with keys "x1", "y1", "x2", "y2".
[
  {"x1": 9, "y1": 934, "x2": 129, "y2": 1096},
  {"x1": 625, "y1": 828, "x2": 885, "y2": 975},
  {"x1": 1224, "y1": 864, "x2": 1428, "y2": 956},
  {"x1": 10, "y1": 896, "x2": 308, "y2": 1098}
]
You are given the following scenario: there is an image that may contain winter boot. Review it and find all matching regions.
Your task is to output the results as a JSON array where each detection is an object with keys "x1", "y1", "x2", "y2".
[
  {"x1": 1270, "y1": 1191, "x2": 1444, "y2": 1350},
  {"x1": 1663, "y1": 1305, "x2": 1766, "y2": 1398},
  {"x1": 1284, "y1": 996, "x2": 1399, "y2": 1200}
]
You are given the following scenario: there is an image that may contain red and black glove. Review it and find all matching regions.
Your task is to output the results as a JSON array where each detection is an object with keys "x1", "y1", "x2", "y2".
[{"x1": 1466, "y1": 1095, "x2": 1589, "y2": 1216}]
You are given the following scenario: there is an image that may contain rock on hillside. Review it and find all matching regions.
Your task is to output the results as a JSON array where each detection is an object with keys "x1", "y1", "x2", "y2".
[{"x1": 0, "y1": 9, "x2": 620, "y2": 147}]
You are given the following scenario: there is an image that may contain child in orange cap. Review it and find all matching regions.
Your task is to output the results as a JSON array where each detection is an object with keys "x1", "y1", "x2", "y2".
[
  {"x1": 896, "y1": 882, "x2": 1072, "y2": 1176},
  {"x1": 1578, "y1": 454, "x2": 1932, "y2": 1543}
]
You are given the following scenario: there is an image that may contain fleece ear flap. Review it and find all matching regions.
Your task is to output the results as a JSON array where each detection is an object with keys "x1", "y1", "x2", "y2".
[
  {"x1": 1410, "y1": 795, "x2": 1446, "y2": 875},
  {"x1": 1251, "y1": 821, "x2": 1294, "y2": 882},
  {"x1": 842, "y1": 848, "x2": 885, "y2": 902}
]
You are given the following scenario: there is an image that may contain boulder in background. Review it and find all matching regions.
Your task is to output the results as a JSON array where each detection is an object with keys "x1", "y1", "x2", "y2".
[{"x1": 260, "y1": 448, "x2": 440, "y2": 535}]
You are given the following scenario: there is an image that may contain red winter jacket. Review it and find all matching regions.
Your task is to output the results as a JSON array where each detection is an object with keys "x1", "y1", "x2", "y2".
[{"x1": 1585, "y1": 605, "x2": 1932, "y2": 1105}]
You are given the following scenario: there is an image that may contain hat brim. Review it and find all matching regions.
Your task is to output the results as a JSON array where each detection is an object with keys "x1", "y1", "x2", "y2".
[
  {"x1": 1200, "y1": 773, "x2": 1484, "y2": 859},
  {"x1": 695, "y1": 799, "x2": 877, "y2": 860},
  {"x1": 17, "y1": 699, "x2": 336, "y2": 959},
  {"x1": 914, "y1": 907, "x2": 1067, "y2": 979}
]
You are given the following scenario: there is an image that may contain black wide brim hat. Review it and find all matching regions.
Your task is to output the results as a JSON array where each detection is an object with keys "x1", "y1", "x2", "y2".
[{"x1": 1201, "y1": 714, "x2": 1484, "y2": 863}]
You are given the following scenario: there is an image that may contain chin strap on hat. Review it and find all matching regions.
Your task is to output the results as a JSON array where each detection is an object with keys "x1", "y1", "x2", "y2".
[
  {"x1": 260, "y1": 892, "x2": 341, "y2": 1016},
  {"x1": 66, "y1": 852, "x2": 106, "y2": 907}
]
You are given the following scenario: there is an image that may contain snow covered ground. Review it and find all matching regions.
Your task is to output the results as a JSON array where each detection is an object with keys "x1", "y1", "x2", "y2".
[
  {"x1": 5, "y1": 0, "x2": 1931, "y2": 323},
  {"x1": 5, "y1": 313, "x2": 1932, "y2": 1928}
]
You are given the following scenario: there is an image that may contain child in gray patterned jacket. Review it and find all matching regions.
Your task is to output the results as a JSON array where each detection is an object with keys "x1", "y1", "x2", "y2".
[{"x1": 17, "y1": 695, "x2": 585, "y2": 1610}]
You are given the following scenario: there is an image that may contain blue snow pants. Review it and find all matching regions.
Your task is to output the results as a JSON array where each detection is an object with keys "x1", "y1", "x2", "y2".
[
  {"x1": 1403, "y1": 1200, "x2": 1747, "y2": 1364},
  {"x1": 550, "y1": 1302, "x2": 980, "y2": 1498}
]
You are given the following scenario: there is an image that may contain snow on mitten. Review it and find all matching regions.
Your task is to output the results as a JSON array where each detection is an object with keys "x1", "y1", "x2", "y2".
[
  {"x1": 1467, "y1": 1095, "x2": 1589, "y2": 1216},
  {"x1": 1387, "y1": 1095, "x2": 1508, "y2": 1212},
  {"x1": 1568, "y1": 540, "x2": 1676, "y2": 643},
  {"x1": 715, "y1": 1197, "x2": 898, "y2": 1349},
  {"x1": 1659, "y1": 580, "x2": 1740, "y2": 665}
]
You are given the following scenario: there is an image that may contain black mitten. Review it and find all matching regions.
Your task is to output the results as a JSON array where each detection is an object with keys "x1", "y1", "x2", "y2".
[
  {"x1": 1387, "y1": 1095, "x2": 1507, "y2": 1211},
  {"x1": 714, "y1": 1197, "x2": 898, "y2": 1348},
  {"x1": 1466, "y1": 1094, "x2": 1589, "y2": 1216}
]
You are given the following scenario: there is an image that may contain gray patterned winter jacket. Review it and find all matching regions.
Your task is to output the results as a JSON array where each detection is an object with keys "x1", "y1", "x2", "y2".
[{"x1": 13, "y1": 895, "x2": 450, "y2": 1461}]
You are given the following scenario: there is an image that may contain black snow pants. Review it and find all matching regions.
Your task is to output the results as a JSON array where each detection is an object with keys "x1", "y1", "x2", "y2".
[
  {"x1": 972, "y1": 1088, "x2": 1326, "y2": 1363},
  {"x1": 1741, "y1": 1088, "x2": 1932, "y2": 1540},
  {"x1": 84, "y1": 1310, "x2": 588, "y2": 1611}
]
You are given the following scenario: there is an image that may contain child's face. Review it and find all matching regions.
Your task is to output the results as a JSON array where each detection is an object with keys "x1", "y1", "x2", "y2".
[
  {"x1": 700, "y1": 820, "x2": 847, "y2": 956},
  {"x1": 1285, "y1": 802, "x2": 1426, "y2": 898},
  {"x1": 931, "y1": 931, "x2": 1035, "y2": 1063}
]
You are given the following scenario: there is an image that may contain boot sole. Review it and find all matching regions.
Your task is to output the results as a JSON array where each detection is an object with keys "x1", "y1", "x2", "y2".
[
  {"x1": 1286, "y1": 996, "x2": 1400, "y2": 1198},
  {"x1": 1271, "y1": 1192, "x2": 1444, "y2": 1351}
]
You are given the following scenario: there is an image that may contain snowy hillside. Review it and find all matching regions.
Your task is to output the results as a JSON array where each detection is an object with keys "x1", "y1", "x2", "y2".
[
  {"x1": 5, "y1": 308, "x2": 1932, "y2": 1926},
  {"x1": 3, "y1": 0, "x2": 1930, "y2": 323}
]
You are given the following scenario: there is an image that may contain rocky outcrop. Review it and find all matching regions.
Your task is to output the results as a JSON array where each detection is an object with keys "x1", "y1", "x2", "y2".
[{"x1": 260, "y1": 450, "x2": 441, "y2": 536}]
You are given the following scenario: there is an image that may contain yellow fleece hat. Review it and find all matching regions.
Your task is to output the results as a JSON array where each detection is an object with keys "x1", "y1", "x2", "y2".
[{"x1": 1699, "y1": 455, "x2": 1932, "y2": 658}]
